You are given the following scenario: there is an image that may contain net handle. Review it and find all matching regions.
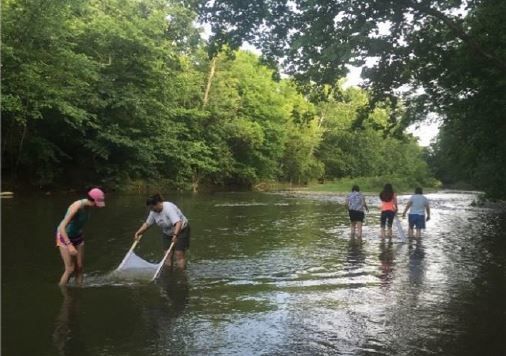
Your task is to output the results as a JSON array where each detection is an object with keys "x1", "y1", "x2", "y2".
[
  {"x1": 152, "y1": 241, "x2": 175, "y2": 281},
  {"x1": 116, "y1": 235, "x2": 142, "y2": 270}
]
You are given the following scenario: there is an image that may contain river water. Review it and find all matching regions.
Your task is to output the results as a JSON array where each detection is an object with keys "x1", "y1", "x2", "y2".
[{"x1": 2, "y1": 191, "x2": 505, "y2": 355}]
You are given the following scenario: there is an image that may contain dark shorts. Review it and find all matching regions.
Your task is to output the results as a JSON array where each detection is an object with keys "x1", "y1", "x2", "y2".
[
  {"x1": 162, "y1": 225, "x2": 190, "y2": 251},
  {"x1": 409, "y1": 214, "x2": 426, "y2": 229},
  {"x1": 380, "y1": 211, "x2": 395, "y2": 228},
  {"x1": 348, "y1": 210, "x2": 365, "y2": 222}
]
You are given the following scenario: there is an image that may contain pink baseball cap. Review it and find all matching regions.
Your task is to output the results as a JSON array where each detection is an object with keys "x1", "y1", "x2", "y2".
[{"x1": 88, "y1": 188, "x2": 105, "y2": 207}]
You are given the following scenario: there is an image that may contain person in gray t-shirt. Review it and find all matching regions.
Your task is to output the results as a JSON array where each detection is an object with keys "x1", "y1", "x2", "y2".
[
  {"x1": 134, "y1": 194, "x2": 190, "y2": 270},
  {"x1": 345, "y1": 185, "x2": 369, "y2": 239},
  {"x1": 402, "y1": 187, "x2": 431, "y2": 238}
]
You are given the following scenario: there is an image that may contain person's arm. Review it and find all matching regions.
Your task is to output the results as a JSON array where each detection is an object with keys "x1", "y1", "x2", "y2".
[
  {"x1": 402, "y1": 201, "x2": 412, "y2": 218},
  {"x1": 134, "y1": 223, "x2": 150, "y2": 241},
  {"x1": 171, "y1": 221, "x2": 183, "y2": 243},
  {"x1": 134, "y1": 210, "x2": 155, "y2": 240},
  {"x1": 426, "y1": 201, "x2": 431, "y2": 221},
  {"x1": 345, "y1": 196, "x2": 350, "y2": 210},
  {"x1": 57, "y1": 202, "x2": 81, "y2": 255},
  {"x1": 166, "y1": 205, "x2": 184, "y2": 243},
  {"x1": 363, "y1": 196, "x2": 369, "y2": 212},
  {"x1": 394, "y1": 195, "x2": 398, "y2": 212}
]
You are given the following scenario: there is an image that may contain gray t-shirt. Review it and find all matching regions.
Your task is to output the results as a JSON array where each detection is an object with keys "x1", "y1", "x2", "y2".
[
  {"x1": 347, "y1": 191, "x2": 365, "y2": 212},
  {"x1": 146, "y1": 202, "x2": 188, "y2": 235},
  {"x1": 408, "y1": 194, "x2": 429, "y2": 215}
]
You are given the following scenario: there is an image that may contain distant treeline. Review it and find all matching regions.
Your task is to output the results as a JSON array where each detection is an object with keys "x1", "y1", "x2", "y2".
[
  {"x1": 195, "y1": 0, "x2": 506, "y2": 199},
  {"x1": 2, "y1": 0, "x2": 434, "y2": 192}
]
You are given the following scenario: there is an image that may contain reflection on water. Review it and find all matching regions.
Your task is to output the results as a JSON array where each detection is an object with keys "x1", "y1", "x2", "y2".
[
  {"x1": 378, "y1": 239, "x2": 395, "y2": 288},
  {"x1": 346, "y1": 238, "x2": 366, "y2": 270},
  {"x1": 3, "y1": 191, "x2": 506, "y2": 355},
  {"x1": 408, "y1": 238, "x2": 426, "y2": 286},
  {"x1": 53, "y1": 287, "x2": 86, "y2": 356},
  {"x1": 52, "y1": 271, "x2": 191, "y2": 356},
  {"x1": 157, "y1": 270, "x2": 190, "y2": 317}
]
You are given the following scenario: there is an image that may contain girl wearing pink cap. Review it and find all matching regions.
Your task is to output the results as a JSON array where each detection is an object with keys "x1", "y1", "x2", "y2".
[{"x1": 56, "y1": 187, "x2": 105, "y2": 286}]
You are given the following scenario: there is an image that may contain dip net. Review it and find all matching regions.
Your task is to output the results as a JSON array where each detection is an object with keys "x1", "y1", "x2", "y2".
[
  {"x1": 112, "y1": 250, "x2": 164, "y2": 281},
  {"x1": 394, "y1": 216, "x2": 407, "y2": 241}
]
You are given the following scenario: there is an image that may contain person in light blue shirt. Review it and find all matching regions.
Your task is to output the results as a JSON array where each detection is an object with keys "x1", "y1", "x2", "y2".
[{"x1": 402, "y1": 187, "x2": 431, "y2": 238}]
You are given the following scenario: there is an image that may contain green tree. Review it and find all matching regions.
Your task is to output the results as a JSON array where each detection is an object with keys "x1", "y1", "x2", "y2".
[
  {"x1": 2, "y1": 0, "x2": 99, "y2": 184},
  {"x1": 197, "y1": 0, "x2": 506, "y2": 197}
]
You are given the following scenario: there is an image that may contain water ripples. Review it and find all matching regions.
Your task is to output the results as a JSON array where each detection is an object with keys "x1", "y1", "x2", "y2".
[{"x1": 3, "y1": 190, "x2": 505, "y2": 356}]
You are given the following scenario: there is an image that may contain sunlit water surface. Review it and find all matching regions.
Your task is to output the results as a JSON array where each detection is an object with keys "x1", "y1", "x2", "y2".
[{"x1": 2, "y1": 191, "x2": 506, "y2": 355}]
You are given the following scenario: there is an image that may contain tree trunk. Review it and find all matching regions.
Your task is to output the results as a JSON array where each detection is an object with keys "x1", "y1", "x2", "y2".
[
  {"x1": 192, "y1": 173, "x2": 200, "y2": 193},
  {"x1": 13, "y1": 123, "x2": 27, "y2": 178},
  {"x1": 203, "y1": 56, "x2": 217, "y2": 107}
]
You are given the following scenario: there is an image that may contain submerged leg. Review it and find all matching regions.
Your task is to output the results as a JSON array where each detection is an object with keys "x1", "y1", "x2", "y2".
[
  {"x1": 164, "y1": 249, "x2": 174, "y2": 267},
  {"x1": 174, "y1": 250, "x2": 186, "y2": 270},
  {"x1": 58, "y1": 246, "x2": 75, "y2": 286},
  {"x1": 75, "y1": 244, "x2": 85, "y2": 286},
  {"x1": 356, "y1": 222, "x2": 363, "y2": 239}
]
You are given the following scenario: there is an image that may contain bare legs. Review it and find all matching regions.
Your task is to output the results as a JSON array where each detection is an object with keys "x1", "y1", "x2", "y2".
[
  {"x1": 356, "y1": 222, "x2": 363, "y2": 238},
  {"x1": 164, "y1": 249, "x2": 186, "y2": 270},
  {"x1": 350, "y1": 222, "x2": 363, "y2": 239},
  {"x1": 380, "y1": 227, "x2": 393, "y2": 239},
  {"x1": 58, "y1": 244, "x2": 84, "y2": 286},
  {"x1": 58, "y1": 246, "x2": 74, "y2": 286},
  {"x1": 408, "y1": 228, "x2": 422, "y2": 238},
  {"x1": 174, "y1": 251, "x2": 186, "y2": 269},
  {"x1": 75, "y1": 244, "x2": 84, "y2": 286}
]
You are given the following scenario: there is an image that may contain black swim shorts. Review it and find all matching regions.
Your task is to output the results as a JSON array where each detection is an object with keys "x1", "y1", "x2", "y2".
[{"x1": 162, "y1": 225, "x2": 191, "y2": 251}]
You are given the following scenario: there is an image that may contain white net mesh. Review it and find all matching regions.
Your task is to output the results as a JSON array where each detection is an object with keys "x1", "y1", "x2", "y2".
[
  {"x1": 394, "y1": 216, "x2": 406, "y2": 240},
  {"x1": 112, "y1": 251, "x2": 163, "y2": 281},
  {"x1": 118, "y1": 252, "x2": 160, "y2": 270}
]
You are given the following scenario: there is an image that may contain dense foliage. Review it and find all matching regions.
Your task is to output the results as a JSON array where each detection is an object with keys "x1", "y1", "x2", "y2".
[
  {"x1": 1, "y1": 0, "x2": 433, "y2": 191},
  {"x1": 425, "y1": 1, "x2": 506, "y2": 198},
  {"x1": 198, "y1": 0, "x2": 506, "y2": 198}
]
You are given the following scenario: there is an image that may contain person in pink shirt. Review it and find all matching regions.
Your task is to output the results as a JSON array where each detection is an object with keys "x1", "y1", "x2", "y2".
[{"x1": 379, "y1": 183, "x2": 397, "y2": 239}]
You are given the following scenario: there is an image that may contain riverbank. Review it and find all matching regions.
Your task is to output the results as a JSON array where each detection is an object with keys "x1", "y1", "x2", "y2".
[
  {"x1": 1, "y1": 175, "x2": 441, "y2": 195},
  {"x1": 274, "y1": 176, "x2": 442, "y2": 195}
]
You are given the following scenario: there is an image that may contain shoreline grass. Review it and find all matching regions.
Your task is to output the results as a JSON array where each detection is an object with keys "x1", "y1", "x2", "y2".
[{"x1": 278, "y1": 176, "x2": 442, "y2": 195}]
